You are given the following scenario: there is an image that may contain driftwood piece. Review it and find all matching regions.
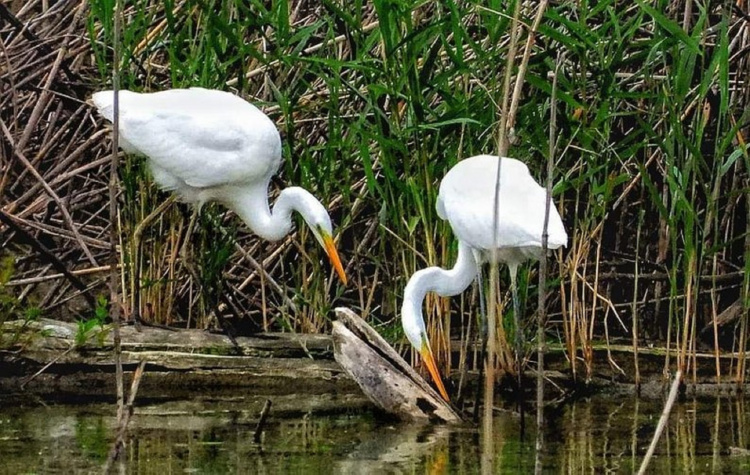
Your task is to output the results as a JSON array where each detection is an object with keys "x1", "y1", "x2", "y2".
[
  {"x1": 332, "y1": 307, "x2": 461, "y2": 423},
  {"x1": 701, "y1": 298, "x2": 743, "y2": 335}
]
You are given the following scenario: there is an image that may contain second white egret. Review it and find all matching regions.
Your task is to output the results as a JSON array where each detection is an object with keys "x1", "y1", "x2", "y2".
[{"x1": 401, "y1": 154, "x2": 568, "y2": 401}]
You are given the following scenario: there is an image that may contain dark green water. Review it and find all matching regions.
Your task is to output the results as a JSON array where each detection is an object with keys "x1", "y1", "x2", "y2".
[{"x1": 2, "y1": 393, "x2": 750, "y2": 473}]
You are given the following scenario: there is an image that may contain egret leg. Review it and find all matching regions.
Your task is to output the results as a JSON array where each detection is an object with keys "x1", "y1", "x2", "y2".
[
  {"x1": 180, "y1": 207, "x2": 239, "y2": 347},
  {"x1": 510, "y1": 263, "x2": 521, "y2": 370},
  {"x1": 473, "y1": 265, "x2": 487, "y2": 422},
  {"x1": 179, "y1": 208, "x2": 201, "y2": 325},
  {"x1": 179, "y1": 208, "x2": 199, "y2": 275},
  {"x1": 509, "y1": 262, "x2": 525, "y2": 432}
]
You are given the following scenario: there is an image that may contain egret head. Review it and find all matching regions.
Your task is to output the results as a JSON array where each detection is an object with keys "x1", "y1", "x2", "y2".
[
  {"x1": 300, "y1": 198, "x2": 347, "y2": 285},
  {"x1": 402, "y1": 295, "x2": 450, "y2": 401}
]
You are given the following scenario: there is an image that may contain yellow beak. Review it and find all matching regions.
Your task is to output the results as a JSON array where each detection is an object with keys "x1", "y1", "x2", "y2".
[
  {"x1": 420, "y1": 342, "x2": 450, "y2": 401},
  {"x1": 323, "y1": 234, "x2": 347, "y2": 285}
]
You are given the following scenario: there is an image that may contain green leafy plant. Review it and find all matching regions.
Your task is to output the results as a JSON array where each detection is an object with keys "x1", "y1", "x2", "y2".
[{"x1": 74, "y1": 295, "x2": 110, "y2": 348}]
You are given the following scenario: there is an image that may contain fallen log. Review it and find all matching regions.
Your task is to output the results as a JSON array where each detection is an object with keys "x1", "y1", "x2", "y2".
[
  {"x1": 0, "y1": 318, "x2": 362, "y2": 399},
  {"x1": 332, "y1": 307, "x2": 462, "y2": 423}
]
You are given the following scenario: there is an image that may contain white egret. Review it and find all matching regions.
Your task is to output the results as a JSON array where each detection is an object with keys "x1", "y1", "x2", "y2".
[
  {"x1": 402, "y1": 155, "x2": 567, "y2": 401},
  {"x1": 91, "y1": 87, "x2": 347, "y2": 284}
]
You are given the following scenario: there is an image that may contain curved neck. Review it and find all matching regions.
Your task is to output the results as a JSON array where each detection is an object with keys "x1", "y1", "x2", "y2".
[
  {"x1": 402, "y1": 241, "x2": 478, "y2": 338},
  {"x1": 231, "y1": 184, "x2": 313, "y2": 242}
]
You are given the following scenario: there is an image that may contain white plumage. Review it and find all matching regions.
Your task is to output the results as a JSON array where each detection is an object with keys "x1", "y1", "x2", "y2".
[
  {"x1": 437, "y1": 154, "x2": 567, "y2": 261},
  {"x1": 402, "y1": 154, "x2": 567, "y2": 401},
  {"x1": 92, "y1": 88, "x2": 280, "y2": 204},
  {"x1": 92, "y1": 87, "x2": 346, "y2": 283}
]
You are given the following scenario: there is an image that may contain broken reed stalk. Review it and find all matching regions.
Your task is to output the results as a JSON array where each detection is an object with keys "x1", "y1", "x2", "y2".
[
  {"x1": 484, "y1": 3, "x2": 523, "y2": 472},
  {"x1": 253, "y1": 399, "x2": 273, "y2": 443},
  {"x1": 495, "y1": 0, "x2": 547, "y2": 392},
  {"x1": 710, "y1": 255, "x2": 720, "y2": 384},
  {"x1": 104, "y1": 361, "x2": 147, "y2": 473},
  {"x1": 507, "y1": 0, "x2": 549, "y2": 134},
  {"x1": 495, "y1": 0, "x2": 522, "y2": 157},
  {"x1": 19, "y1": 344, "x2": 76, "y2": 389},
  {"x1": 535, "y1": 48, "x2": 563, "y2": 475},
  {"x1": 232, "y1": 241, "x2": 298, "y2": 314},
  {"x1": 109, "y1": 0, "x2": 125, "y2": 425},
  {"x1": 738, "y1": 190, "x2": 750, "y2": 386},
  {"x1": 488, "y1": 0, "x2": 522, "y2": 392},
  {"x1": 637, "y1": 369, "x2": 682, "y2": 475},
  {"x1": 632, "y1": 209, "x2": 643, "y2": 392}
]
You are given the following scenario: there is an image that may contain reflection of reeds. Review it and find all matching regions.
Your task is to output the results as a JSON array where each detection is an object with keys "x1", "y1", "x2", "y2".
[
  {"x1": 0, "y1": 1, "x2": 748, "y2": 384},
  {"x1": 554, "y1": 396, "x2": 750, "y2": 473}
]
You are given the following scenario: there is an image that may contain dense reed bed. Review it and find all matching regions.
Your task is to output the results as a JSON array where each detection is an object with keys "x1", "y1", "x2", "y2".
[{"x1": 1, "y1": 0, "x2": 748, "y2": 385}]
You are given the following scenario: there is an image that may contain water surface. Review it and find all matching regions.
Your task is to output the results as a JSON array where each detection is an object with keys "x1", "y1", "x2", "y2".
[{"x1": 2, "y1": 393, "x2": 750, "y2": 473}]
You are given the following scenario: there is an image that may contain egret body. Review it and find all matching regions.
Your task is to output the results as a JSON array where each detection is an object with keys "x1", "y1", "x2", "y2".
[
  {"x1": 402, "y1": 155, "x2": 567, "y2": 400},
  {"x1": 92, "y1": 87, "x2": 346, "y2": 283}
]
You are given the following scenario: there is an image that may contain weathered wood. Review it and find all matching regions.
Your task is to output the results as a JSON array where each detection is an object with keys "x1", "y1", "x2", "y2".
[
  {"x1": 332, "y1": 307, "x2": 462, "y2": 423},
  {"x1": 1, "y1": 318, "x2": 361, "y2": 398},
  {"x1": 5, "y1": 318, "x2": 336, "y2": 357}
]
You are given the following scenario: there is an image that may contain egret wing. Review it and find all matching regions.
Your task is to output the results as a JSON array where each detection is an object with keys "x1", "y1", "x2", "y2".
[
  {"x1": 438, "y1": 155, "x2": 567, "y2": 252},
  {"x1": 95, "y1": 89, "x2": 282, "y2": 189}
]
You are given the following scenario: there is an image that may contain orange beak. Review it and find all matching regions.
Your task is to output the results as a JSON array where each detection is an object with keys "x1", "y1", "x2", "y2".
[
  {"x1": 323, "y1": 235, "x2": 347, "y2": 285},
  {"x1": 420, "y1": 342, "x2": 450, "y2": 401}
]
